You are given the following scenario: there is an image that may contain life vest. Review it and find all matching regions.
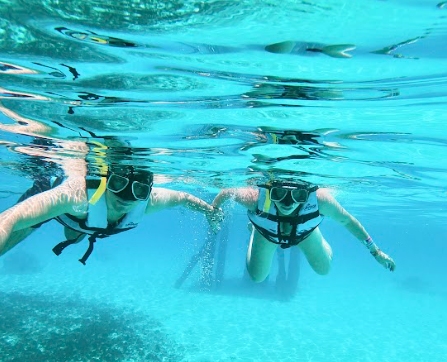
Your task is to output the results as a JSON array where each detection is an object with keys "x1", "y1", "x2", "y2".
[
  {"x1": 248, "y1": 184, "x2": 322, "y2": 248},
  {"x1": 52, "y1": 177, "x2": 147, "y2": 264}
]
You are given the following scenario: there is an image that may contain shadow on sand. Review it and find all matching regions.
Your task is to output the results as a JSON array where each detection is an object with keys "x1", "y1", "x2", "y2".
[{"x1": 0, "y1": 291, "x2": 185, "y2": 362}]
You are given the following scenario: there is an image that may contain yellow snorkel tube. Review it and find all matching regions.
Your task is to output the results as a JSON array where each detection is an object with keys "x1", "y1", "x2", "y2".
[{"x1": 88, "y1": 140, "x2": 109, "y2": 205}]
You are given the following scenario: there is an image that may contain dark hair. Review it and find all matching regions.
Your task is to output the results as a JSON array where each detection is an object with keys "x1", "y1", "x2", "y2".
[
  {"x1": 93, "y1": 137, "x2": 153, "y2": 184},
  {"x1": 109, "y1": 165, "x2": 153, "y2": 185},
  {"x1": 269, "y1": 179, "x2": 314, "y2": 189}
]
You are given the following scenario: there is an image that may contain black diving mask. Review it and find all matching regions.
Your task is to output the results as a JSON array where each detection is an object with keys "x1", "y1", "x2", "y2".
[
  {"x1": 270, "y1": 186, "x2": 309, "y2": 204},
  {"x1": 107, "y1": 173, "x2": 152, "y2": 201}
]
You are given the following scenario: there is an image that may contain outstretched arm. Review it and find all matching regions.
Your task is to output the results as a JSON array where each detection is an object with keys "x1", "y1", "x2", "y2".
[
  {"x1": 212, "y1": 187, "x2": 259, "y2": 211},
  {"x1": 317, "y1": 188, "x2": 395, "y2": 271},
  {"x1": 146, "y1": 187, "x2": 213, "y2": 214},
  {"x1": 0, "y1": 177, "x2": 87, "y2": 255},
  {"x1": 146, "y1": 187, "x2": 223, "y2": 231}
]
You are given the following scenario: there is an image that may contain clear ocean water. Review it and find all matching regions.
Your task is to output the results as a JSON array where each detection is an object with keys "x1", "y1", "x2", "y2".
[{"x1": 1, "y1": 0, "x2": 447, "y2": 361}]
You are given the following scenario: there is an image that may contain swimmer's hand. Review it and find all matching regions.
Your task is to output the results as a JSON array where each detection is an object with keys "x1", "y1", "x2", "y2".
[
  {"x1": 371, "y1": 249, "x2": 396, "y2": 272},
  {"x1": 206, "y1": 207, "x2": 224, "y2": 233}
]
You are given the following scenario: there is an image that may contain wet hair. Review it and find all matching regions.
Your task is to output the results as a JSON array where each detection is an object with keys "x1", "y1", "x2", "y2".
[
  {"x1": 108, "y1": 165, "x2": 153, "y2": 185},
  {"x1": 269, "y1": 179, "x2": 314, "y2": 190},
  {"x1": 95, "y1": 137, "x2": 154, "y2": 185}
]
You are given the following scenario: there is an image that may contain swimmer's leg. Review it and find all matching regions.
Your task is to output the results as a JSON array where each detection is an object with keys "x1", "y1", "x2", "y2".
[
  {"x1": 298, "y1": 227, "x2": 333, "y2": 275},
  {"x1": 246, "y1": 229, "x2": 278, "y2": 283}
]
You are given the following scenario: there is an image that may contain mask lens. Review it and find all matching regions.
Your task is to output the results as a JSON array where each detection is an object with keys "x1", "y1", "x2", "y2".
[
  {"x1": 132, "y1": 181, "x2": 151, "y2": 201},
  {"x1": 107, "y1": 174, "x2": 129, "y2": 193},
  {"x1": 291, "y1": 189, "x2": 308, "y2": 203},
  {"x1": 270, "y1": 187, "x2": 288, "y2": 202}
]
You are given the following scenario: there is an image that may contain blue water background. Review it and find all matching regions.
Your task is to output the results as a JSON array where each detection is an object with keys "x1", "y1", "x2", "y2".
[{"x1": 1, "y1": 0, "x2": 447, "y2": 361}]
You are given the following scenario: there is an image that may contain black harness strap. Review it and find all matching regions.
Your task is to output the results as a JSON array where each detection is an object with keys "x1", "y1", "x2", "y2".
[
  {"x1": 78, "y1": 234, "x2": 96, "y2": 265},
  {"x1": 78, "y1": 232, "x2": 110, "y2": 265},
  {"x1": 52, "y1": 233, "x2": 84, "y2": 256},
  {"x1": 53, "y1": 232, "x2": 107, "y2": 265},
  {"x1": 255, "y1": 209, "x2": 320, "y2": 224},
  {"x1": 53, "y1": 224, "x2": 133, "y2": 265},
  {"x1": 53, "y1": 232, "x2": 104, "y2": 265},
  {"x1": 252, "y1": 202, "x2": 321, "y2": 249}
]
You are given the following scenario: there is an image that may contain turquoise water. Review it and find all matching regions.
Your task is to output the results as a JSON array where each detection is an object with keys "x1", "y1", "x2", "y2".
[{"x1": 1, "y1": 0, "x2": 447, "y2": 361}]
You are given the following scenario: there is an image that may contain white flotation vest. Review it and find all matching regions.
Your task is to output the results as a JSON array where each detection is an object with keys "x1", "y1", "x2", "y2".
[
  {"x1": 248, "y1": 184, "x2": 322, "y2": 248},
  {"x1": 53, "y1": 177, "x2": 148, "y2": 264},
  {"x1": 56, "y1": 177, "x2": 146, "y2": 234}
]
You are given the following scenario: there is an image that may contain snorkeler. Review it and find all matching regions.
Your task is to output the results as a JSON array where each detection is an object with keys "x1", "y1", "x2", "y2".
[
  {"x1": 0, "y1": 159, "x2": 222, "y2": 265},
  {"x1": 212, "y1": 180, "x2": 395, "y2": 282}
]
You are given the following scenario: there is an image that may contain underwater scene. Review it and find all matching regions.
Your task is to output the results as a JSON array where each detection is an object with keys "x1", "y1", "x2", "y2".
[{"x1": 0, "y1": 0, "x2": 446, "y2": 361}]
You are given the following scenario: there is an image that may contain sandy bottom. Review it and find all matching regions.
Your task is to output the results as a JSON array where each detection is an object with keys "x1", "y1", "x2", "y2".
[{"x1": 1, "y1": 246, "x2": 446, "y2": 362}]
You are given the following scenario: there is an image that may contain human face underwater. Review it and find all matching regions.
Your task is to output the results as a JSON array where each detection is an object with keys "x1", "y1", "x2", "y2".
[
  {"x1": 106, "y1": 173, "x2": 152, "y2": 201},
  {"x1": 270, "y1": 186, "x2": 309, "y2": 215}
]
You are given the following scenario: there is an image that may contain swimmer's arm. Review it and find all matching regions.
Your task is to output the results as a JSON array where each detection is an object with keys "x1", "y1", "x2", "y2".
[
  {"x1": 317, "y1": 189, "x2": 396, "y2": 271},
  {"x1": 0, "y1": 180, "x2": 86, "y2": 239},
  {"x1": 145, "y1": 187, "x2": 214, "y2": 215},
  {"x1": 317, "y1": 189, "x2": 369, "y2": 241},
  {"x1": 212, "y1": 187, "x2": 258, "y2": 211}
]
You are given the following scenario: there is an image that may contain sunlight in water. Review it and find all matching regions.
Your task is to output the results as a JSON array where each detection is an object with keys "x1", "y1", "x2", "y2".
[{"x1": 0, "y1": 1, "x2": 446, "y2": 361}]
